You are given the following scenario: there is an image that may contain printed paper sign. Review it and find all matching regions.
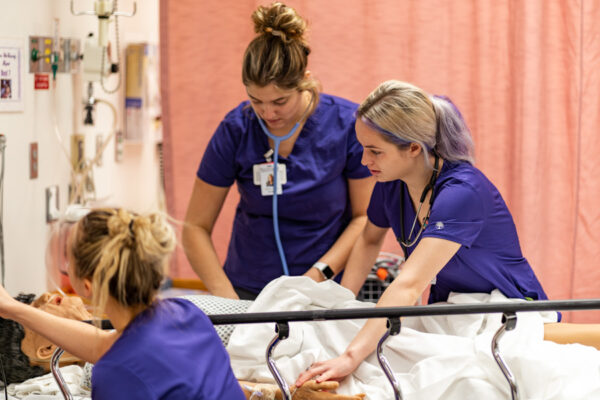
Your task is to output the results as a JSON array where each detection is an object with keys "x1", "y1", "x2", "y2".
[{"x1": 0, "y1": 38, "x2": 24, "y2": 112}]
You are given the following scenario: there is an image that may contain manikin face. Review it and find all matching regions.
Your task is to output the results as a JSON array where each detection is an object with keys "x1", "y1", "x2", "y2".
[
  {"x1": 355, "y1": 118, "x2": 417, "y2": 182},
  {"x1": 21, "y1": 292, "x2": 92, "y2": 370},
  {"x1": 246, "y1": 83, "x2": 307, "y2": 132}
]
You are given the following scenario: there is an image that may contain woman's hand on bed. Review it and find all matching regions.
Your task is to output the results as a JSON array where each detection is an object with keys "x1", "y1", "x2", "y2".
[
  {"x1": 295, "y1": 353, "x2": 359, "y2": 388},
  {"x1": 290, "y1": 380, "x2": 365, "y2": 399}
]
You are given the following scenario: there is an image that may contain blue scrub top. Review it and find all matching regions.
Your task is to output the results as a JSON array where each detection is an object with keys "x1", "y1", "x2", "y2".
[
  {"x1": 198, "y1": 94, "x2": 371, "y2": 293},
  {"x1": 92, "y1": 298, "x2": 245, "y2": 400},
  {"x1": 368, "y1": 161, "x2": 549, "y2": 304}
]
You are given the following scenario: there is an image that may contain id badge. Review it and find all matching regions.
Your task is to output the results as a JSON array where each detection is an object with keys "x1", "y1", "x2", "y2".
[{"x1": 253, "y1": 162, "x2": 287, "y2": 196}]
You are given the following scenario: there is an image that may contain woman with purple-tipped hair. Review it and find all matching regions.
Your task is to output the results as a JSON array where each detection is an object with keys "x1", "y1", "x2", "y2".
[{"x1": 296, "y1": 80, "x2": 600, "y2": 387}]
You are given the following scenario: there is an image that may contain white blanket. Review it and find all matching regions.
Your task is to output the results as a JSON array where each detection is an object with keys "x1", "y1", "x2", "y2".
[
  {"x1": 227, "y1": 276, "x2": 600, "y2": 400},
  {"x1": 6, "y1": 365, "x2": 90, "y2": 400}
]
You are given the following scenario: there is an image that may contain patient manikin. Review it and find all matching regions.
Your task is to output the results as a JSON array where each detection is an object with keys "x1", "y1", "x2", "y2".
[
  {"x1": 2, "y1": 292, "x2": 365, "y2": 399},
  {"x1": 0, "y1": 292, "x2": 91, "y2": 385}
]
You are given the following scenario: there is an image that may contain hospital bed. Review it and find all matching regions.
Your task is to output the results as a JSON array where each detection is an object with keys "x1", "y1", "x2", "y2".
[{"x1": 48, "y1": 287, "x2": 600, "y2": 400}]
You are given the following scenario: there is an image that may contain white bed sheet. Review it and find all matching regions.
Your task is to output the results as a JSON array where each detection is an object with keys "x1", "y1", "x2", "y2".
[
  {"x1": 5, "y1": 365, "x2": 90, "y2": 400},
  {"x1": 227, "y1": 276, "x2": 600, "y2": 400}
]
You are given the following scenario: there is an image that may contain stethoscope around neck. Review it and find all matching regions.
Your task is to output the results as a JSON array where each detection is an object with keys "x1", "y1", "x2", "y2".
[
  {"x1": 254, "y1": 92, "x2": 314, "y2": 276},
  {"x1": 398, "y1": 153, "x2": 440, "y2": 258}
]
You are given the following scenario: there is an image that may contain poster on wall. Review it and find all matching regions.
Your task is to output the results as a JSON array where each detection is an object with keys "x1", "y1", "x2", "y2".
[{"x1": 0, "y1": 38, "x2": 24, "y2": 112}]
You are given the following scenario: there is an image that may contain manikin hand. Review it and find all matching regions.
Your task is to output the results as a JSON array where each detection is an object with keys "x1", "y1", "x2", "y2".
[
  {"x1": 242, "y1": 380, "x2": 365, "y2": 400},
  {"x1": 288, "y1": 380, "x2": 365, "y2": 400}
]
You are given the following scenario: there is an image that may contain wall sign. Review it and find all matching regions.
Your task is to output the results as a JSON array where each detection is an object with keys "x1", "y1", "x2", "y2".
[{"x1": 0, "y1": 38, "x2": 24, "y2": 112}]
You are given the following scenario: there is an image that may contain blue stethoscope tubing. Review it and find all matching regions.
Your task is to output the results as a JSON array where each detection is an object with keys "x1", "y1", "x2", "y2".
[
  {"x1": 254, "y1": 93, "x2": 314, "y2": 276},
  {"x1": 255, "y1": 117, "x2": 300, "y2": 276}
]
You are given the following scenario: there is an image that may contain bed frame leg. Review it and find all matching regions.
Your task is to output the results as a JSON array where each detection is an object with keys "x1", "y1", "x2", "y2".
[
  {"x1": 51, "y1": 347, "x2": 73, "y2": 400},
  {"x1": 266, "y1": 321, "x2": 292, "y2": 400},
  {"x1": 376, "y1": 317, "x2": 403, "y2": 400},
  {"x1": 491, "y1": 312, "x2": 520, "y2": 400}
]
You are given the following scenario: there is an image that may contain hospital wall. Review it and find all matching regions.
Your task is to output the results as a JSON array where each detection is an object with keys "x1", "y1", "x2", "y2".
[
  {"x1": 161, "y1": 0, "x2": 600, "y2": 322},
  {"x1": 0, "y1": 0, "x2": 161, "y2": 295}
]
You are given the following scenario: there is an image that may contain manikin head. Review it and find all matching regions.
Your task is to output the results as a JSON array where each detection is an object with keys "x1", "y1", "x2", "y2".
[{"x1": 0, "y1": 292, "x2": 91, "y2": 384}]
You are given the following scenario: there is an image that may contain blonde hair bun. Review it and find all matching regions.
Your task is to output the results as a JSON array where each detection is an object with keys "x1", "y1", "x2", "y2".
[{"x1": 252, "y1": 2, "x2": 307, "y2": 44}]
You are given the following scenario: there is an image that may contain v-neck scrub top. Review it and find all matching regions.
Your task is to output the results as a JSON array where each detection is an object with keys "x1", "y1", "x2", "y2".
[
  {"x1": 92, "y1": 298, "x2": 245, "y2": 399},
  {"x1": 367, "y1": 161, "x2": 549, "y2": 305},
  {"x1": 198, "y1": 94, "x2": 371, "y2": 293}
]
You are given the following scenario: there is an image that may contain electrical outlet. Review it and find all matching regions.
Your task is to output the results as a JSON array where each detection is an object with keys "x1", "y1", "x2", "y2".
[
  {"x1": 46, "y1": 185, "x2": 59, "y2": 222},
  {"x1": 30, "y1": 142, "x2": 38, "y2": 179}
]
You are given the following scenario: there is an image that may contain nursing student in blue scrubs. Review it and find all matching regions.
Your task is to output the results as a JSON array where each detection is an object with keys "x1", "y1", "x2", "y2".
[
  {"x1": 296, "y1": 80, "x2": 600, "y2": 386},
  {"x1": 182, "y1": 2, "x2": 374, "y2": 300},
  {"x1": 0, "y1": 208, "x2": 245, "y2": 400}
]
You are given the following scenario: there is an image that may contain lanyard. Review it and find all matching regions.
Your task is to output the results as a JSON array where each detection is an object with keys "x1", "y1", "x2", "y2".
[
  {"x1": 398, "y1": 155, "x2": 440, "y2": 258},
  {"x1": 254, "y1": 93, "x2": 314, "y2": 276}
]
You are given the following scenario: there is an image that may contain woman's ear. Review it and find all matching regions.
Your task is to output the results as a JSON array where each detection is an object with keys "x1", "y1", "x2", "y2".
[
  {"x1": 81, "y1": 278, "x2": 93, "y2": 299},
  {"x1": 36, "y1": 344, "x2": 56, "y2": 360},
  {"x1": 408, "y1": 143, "x2": 423, "y2": 158}
]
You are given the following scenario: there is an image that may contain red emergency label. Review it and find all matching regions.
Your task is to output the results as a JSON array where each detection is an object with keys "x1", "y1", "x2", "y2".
[{"x1": 34, "y1": 74, "x2": 49, "y2": 90}]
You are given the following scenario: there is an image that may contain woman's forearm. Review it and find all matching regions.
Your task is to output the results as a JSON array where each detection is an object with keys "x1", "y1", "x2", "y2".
[
  {"x1": 182, "y1": 224, "x2": 238, "y2": 299},
  {"x1": 313, "y1": 215, "x2": 368, "y2": 276},
  {"x1": 5, "y1": 301, "x2": 116, "y2": 363},
  {"x1": 340, "y1": 226, "x2": 385, "y2": 295}
]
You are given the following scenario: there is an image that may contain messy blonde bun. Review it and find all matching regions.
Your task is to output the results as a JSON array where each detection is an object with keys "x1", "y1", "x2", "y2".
[
  {"x1": 70, "y1": 208, "x2": 176, "y2": 320},
  {"x1": 243, "y1": 2, "x2": 319, "y2": 102},
  {"x1": 252, "y1": 2, "x2": 307, "y2": 44}
]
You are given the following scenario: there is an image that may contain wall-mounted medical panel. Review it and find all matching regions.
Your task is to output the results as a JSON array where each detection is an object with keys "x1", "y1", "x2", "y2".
[{"x1": 28, "y1": 36, "x2": 81, "y2": 74}]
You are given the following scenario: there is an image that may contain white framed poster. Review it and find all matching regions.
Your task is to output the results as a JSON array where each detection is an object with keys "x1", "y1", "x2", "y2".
[{"x1": 0, "y1": 38, "x2": 24, "y2": 112}]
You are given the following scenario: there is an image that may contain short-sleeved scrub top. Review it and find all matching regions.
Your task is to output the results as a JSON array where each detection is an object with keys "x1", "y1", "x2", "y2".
[
  {"x1": 92, "y1": 298, "x2": 245, "y2": 400},
  {"x1": 198, "y1": 94, "x2": 371, "y2": 293},
  {"x1": 367, "y1": 161, "x2": 549, "y2": 305}
]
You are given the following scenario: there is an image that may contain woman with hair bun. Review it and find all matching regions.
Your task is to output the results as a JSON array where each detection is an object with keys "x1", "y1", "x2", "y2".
[
  {"x1": 0, "y1": 208, "x2": 246, "y2": 399},
  {"x1": 183, "y1": 2, "x2": 374, "y2": 300}
]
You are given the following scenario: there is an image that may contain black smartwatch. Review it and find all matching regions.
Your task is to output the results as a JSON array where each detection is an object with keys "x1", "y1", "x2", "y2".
[{"x1": 312, "y1": 261, "x2": 334, "y2": 280}]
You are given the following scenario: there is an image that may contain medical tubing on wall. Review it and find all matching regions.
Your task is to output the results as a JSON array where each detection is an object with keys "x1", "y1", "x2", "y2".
[
  {"x1": 100, "y1": 0, "x2": 122, "y2": 94},
  {"x1": 256, "y1": 117, "x2": 301, "y2": 276},
  {"x1": 70, "y1": 99, "x2": 118, "y2": 204}
]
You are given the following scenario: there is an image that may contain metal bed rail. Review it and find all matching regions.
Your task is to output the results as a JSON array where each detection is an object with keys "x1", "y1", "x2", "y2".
[{"x1": 51, "y1": 299, "x2": 600, "y2": 400}]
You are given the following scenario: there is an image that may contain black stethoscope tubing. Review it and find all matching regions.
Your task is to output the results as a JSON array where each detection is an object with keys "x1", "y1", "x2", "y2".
[{"x1": 398, "y1": 154, "x2": 440, "y2": 258}]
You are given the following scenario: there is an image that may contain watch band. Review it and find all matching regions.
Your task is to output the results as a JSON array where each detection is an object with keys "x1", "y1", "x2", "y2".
[{"x1": 312, "y1": 261, "x2": 334, "y2": 280}]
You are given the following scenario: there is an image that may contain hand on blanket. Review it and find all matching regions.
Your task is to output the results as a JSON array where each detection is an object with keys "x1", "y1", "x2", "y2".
[
  {"x1": 289, "y1": 380, "x2": 365, "y2": 400},
  {"x1": 295, "y1": 353, "x2": 359, "y2": 388}
]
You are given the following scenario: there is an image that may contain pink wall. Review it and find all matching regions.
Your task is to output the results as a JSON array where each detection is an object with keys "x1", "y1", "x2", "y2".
[{"x1": 161, "y1": 0, "x2": 600, "y2": 321}]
